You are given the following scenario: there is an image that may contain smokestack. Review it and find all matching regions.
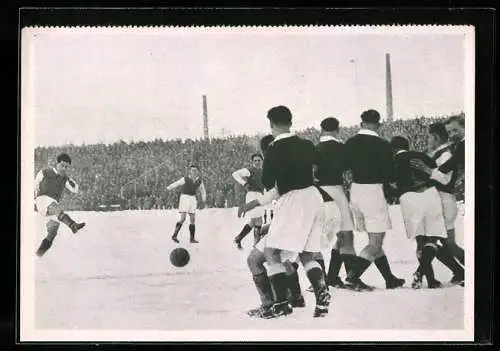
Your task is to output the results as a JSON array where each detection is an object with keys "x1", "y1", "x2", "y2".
[
  {"x1": 202, "y1": 95, "x2": 209, "y2": 139},
  {"x1": 385, "y1": 53, "x2": 394, "y2": 122}
]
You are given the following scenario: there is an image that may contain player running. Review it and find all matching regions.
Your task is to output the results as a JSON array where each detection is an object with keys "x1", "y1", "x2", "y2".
[
  {"x1": 34, "y1": 153, "x2": 86, "y2": 257},
  {"x1": 232, "y1": 153, "x2": 265, "y2": 249},
  {"x1": 167, "y1": 165, "x2": 207, "y2": 244}
]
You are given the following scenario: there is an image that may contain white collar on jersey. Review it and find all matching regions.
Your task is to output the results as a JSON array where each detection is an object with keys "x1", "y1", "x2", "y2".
[
  {"x1": 395, "y1": 149, "x2": 407, "y2": 155},
  {"x1": 272, "y1": 132, "x2": 296, "y2": 143},
  {"x1": 319, "y1": 135, "x2": 342, "y2": 143},
  {"x1": 357, "y1": 128, "x2": 380, "y2": 137},
  {"x1": 52, "y1": 167, "x2": 59, "y2": 175},
  {"x1": 429, "y1": 142, "x2": 451, "y2": 157}
]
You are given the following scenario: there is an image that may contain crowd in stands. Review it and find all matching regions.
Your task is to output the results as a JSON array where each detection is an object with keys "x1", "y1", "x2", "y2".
[{"x1": 34, "y1": 115, "x2": 465, "y2": 212}]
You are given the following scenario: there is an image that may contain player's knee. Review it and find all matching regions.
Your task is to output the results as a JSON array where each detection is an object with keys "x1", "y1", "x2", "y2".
[
  {"x1": 360, "y1": 244, "x2": 380, "y2": 262},
  {"x1": 298, "y1": 251, "x2": 315, "y2": 266},
  {"x1": 247, "y1": 249, "x2": 266, "y2": 275},
  {"x1": 312, "y1": 251, "x2": 323, "y2": 261}
]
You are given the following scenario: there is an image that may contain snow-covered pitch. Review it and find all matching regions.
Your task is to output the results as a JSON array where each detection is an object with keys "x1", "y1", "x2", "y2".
[{"x1": 34, "y1": 205, "x2": 465, "y2": 332}]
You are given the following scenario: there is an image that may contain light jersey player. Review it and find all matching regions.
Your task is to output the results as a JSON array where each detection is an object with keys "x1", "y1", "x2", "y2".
[
  {"x1": 167, "y1": 165, "x2": 207, "y2": 244},
  {"x1": 232, "y1": 153, "x2": 265, "y2": 250},
  {"x1": 389, "y1": 136, "x2": 447, "y2": 289},
  {"x1": 34, "y1": 153, "x2": 86, "y2": 257},
  {"x1": 411, "y1": 118, "x2": 465, "y2": 286}
]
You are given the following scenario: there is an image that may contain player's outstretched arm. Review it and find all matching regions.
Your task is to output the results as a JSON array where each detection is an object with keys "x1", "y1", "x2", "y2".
[
  {"x1": 198, "y1": 182, "x2": 207, "y2": 206},
  {"x1": 66, "y1": 178, "x2": 79, "y2": 194},
  {"x1": 166, "y1": 177, "x2": 185, "y2": 191},
  {"x1": 237, "y1": 187, "x2": 279, "y2": 218},
  {"x1": 34, "y1": 170, "x2": 44, "y2": 198},
  {"x1": 232, "y1": 168, "x2": 250, "y2": 187}
]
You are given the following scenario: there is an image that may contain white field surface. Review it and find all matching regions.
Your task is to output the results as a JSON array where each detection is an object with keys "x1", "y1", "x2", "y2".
[{"x1": 32, "y1": 205, "x2": 466, "y2": 336}]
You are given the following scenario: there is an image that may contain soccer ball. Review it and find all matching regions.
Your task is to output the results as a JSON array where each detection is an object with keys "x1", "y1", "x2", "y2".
[{"x1": 170, "y1": 247, "x2": 190, "y2": 267}]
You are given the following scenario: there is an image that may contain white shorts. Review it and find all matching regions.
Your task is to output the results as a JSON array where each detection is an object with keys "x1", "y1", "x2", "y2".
[
  {"x1": 321, "y1": 200, "x2": 342, "y2": 251},
  {"x1": 35, "y1": 195, "x2": 57, "y2": 217},
  {"x1": 438, "y1": 191, "x2": 458, "y2": 230},
  {"x1": 245, "y1": 191, "x2": 265, "y2": 219},
  {"x1": 178, "y1": 194, "x2": 197, "y2": 214},
  {"x1": 264, "y1": 186, "x2": 326, "y2": 253},
  {"x1": 320, "y1": 185, "x2": 355, "y2": 231},
  {"x1": 399, "y1": 187, "x2": 447, "y2": 239},
  {"x1": 350, "y1": 183, "x2": 392, "y2": 233}
]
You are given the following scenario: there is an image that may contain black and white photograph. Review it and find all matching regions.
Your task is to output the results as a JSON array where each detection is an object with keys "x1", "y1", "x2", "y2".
[{"x1": 20, "y1": 24, "x2": 475, "y2": 342}]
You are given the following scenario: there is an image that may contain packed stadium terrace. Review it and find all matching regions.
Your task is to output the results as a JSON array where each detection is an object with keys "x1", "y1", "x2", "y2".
[{"x1": 34, "y1": 115, "x2": 465, "y2": 211}]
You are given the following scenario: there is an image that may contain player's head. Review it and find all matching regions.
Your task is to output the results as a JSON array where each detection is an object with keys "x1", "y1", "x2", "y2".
[
  {"x1": 390, "y1": 136, "x2": 409, "y2": 155},
  {"x1": 428, "y1": 122, "x2": 449, "y2": 150},
  {"x1": 260, "y1": 134, "x2": 275, "y2": 154},
  {"x1": 189, "y1": 165, "x2": 200, "y2": 179},
  {"x1": 267, "y1": 106, "x2": 292, "y2": 136},
  {"x1": 360, "y1": 109, "x2": 381, "y2": 130},
  {"x1": 251, "y1": 153, "x2": 264, "y2": 169},
  {"x1": 55, "y1": 153, "x2": 72, "y2": 176},
  {"x1": 445, "y1": 115, "x2": 465, "y2": 143},
  {"x1": 320, "y1": 117, "x2": 340, "y2": 136}
]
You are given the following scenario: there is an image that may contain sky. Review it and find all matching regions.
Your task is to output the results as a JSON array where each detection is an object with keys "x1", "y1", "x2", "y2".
[{"x1": 23, "y1": 26, "x2": 471, "y2": 147}]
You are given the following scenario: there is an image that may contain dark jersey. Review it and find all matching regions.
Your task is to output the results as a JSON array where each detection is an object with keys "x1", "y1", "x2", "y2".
[
  {"x1": 246, "y1": 166, "x2": 264, "y2": 193},
  {"x1": 315, "y1": 139, "x2": 345, "y2": 186},
  {"x1": 181, "y1": 176, "x2": 202, "y2": 196},
  {"x1": 393, "y1": 151, "x2": 437, "y2": 196},
  {"x1": 344, "y1": 132, "x2": 393, "y2": 184},
  {"x1": 262, "y1": 135, "x2": 317, "y2": 196},
  {"x1": 36, "y1": 168, "x2": 69, "y2": 202}
]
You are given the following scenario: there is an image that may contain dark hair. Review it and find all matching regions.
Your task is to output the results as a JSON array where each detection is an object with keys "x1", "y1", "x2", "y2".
[
  {"x1": 390, "y1": 136, "x2": 410, "y2": 151},
  {"x1": 189, "y1": 165, "x2": 199, "y2": 170},
  {"x1": 251, "y1": 153, "x2": 263, "y2": 161},
  {"x1": 446, "y1": 115, "x2": 465, "y2": 127},
  {"x1": 56, "y1": 153, "x2": 72, "y2": 164},
  {"x1": 267, "y1": 105, "x2": 292, "y2": 126},
  {"x1": 260, "y1": 134, "x2": 275, "y2": 153},
  {"x1": 320, "y1": 117, "x2": 339, "y2": 132},
  {"x1": 361, "y1": 109, "x2": 381, "y2": 124},
  {"x1": 429, "y1": 122, "x2": 449, "y2": 142}
]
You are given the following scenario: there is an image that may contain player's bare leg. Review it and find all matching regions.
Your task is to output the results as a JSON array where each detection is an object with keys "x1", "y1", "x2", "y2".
[
  {"x1": 188, "y1": 213, "x2": 198, "y2": 243},
  {"x1": 172, "y1": 212, "x2": 186, "y2": 243},
  {"x1": 298, "y1": 251, "x2": 331, "y2": 318},
  {"x1": 252, "y1": 217, "x2": 263, "y2": 246},
  {"x1": 36, "y1": 220, "x2": 60, "y2": 257},
  {"x1": 46, "y1": 203, "x2": 85, "y2": 234}
]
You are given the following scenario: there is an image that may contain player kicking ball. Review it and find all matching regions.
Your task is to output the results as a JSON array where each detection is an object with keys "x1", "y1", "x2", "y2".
[
  {"x1": 166, "y1": 165, "x2": 207, "y2": 244},
  {"x1": 34, "y1": 153, "x2": 85, "y2": 257}
]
